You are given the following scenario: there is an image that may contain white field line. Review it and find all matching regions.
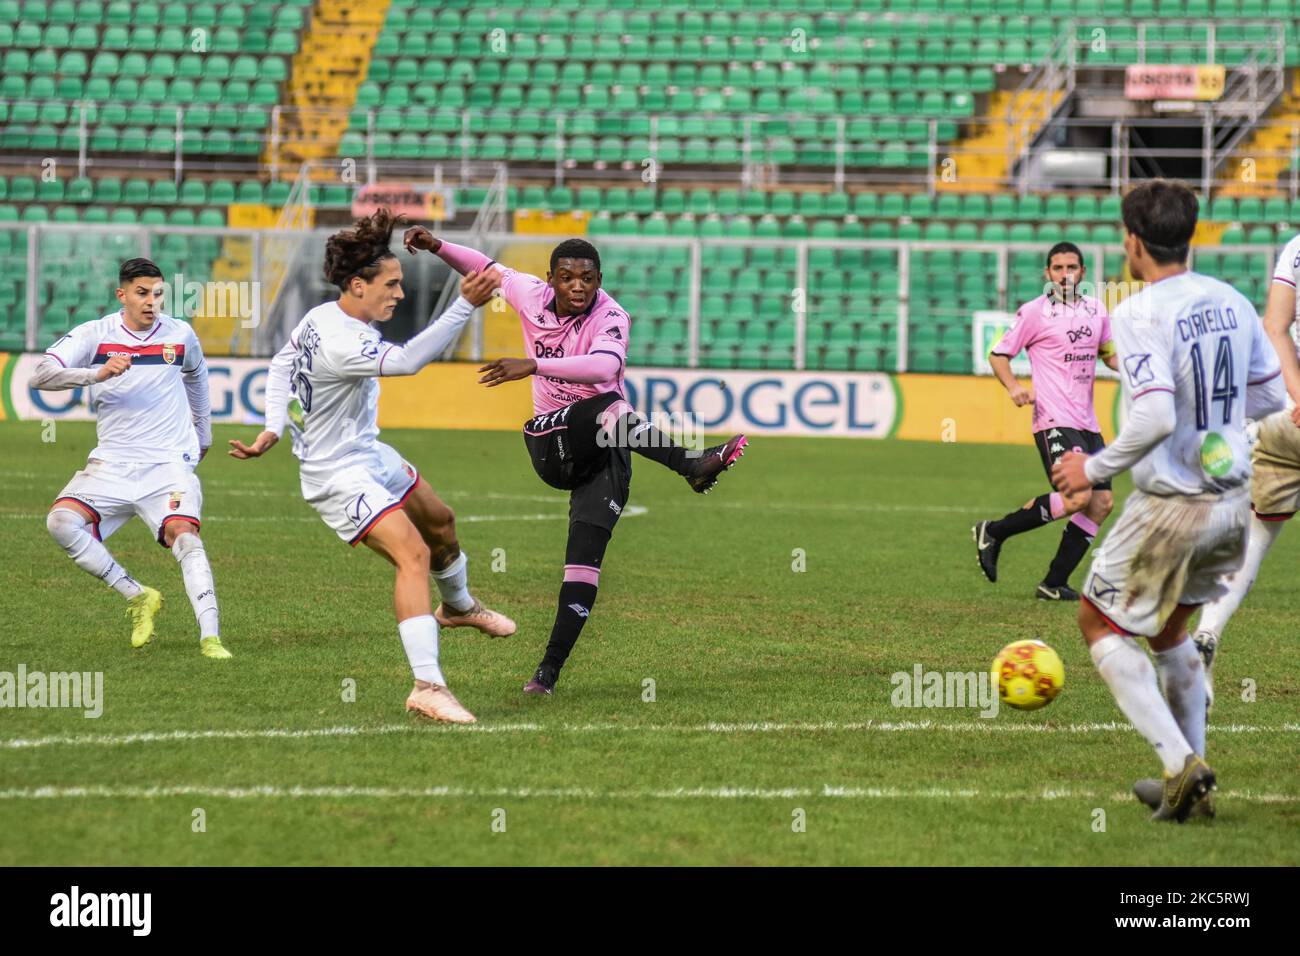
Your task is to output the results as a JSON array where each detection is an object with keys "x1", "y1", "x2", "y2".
[
  {"x1": 0, "y1": 506, "x2": 647, "y2": 525},
  {"x1": 0, "y1": 784, "x2": 1294, "y2": 804},
  {"x1": 3, "y1": 720, "x2": 1296, "y2": 751}
]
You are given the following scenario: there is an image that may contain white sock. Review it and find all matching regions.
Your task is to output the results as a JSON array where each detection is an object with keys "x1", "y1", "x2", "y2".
[
  {"x1": 1091, "y1": 635, "x2": 1193, "y2": 775},
  {"x1": 47, "y1": 508, "x2": 144, "y2": 599},
  {"x1": 171, "y1": 532, "x2": 219, "y2": 639},
  {"x1": 1154, "y1": 639, "x2": 1207, "y2": 757},
  {"x1": 397, "y1": 615, "x2": 445, "y2": 686},
  {"x1": 1196, "y1": 513, "x2": 1283, "y2": 639},
  {"x1": 430, "y1": 551, "x2": 474, "y2": 613}
]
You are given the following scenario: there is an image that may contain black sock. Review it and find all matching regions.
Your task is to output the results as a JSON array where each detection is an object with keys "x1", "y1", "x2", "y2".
[
  {"x1": 988, "y1": 493, "x2": 1056, "y2": 540},
  {"x1": 1043, "y1": 521, "x2": 1093, "y2": 588},
  {"x1": 612, "y1": 413, "x2": 689, "y2": 475},
  {"x1": 540, "y1": 581, "x2": 599, "y2": 675},
  {"x1": 540, "y1": 521, "x2": 612, "y2": 680}
]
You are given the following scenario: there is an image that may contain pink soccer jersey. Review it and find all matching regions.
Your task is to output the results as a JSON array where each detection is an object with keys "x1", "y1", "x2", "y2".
[
  {"x1": 492, "y1": 269, "x2": 629, "y2": 414},
  {"x1": 434, "y1": 241, "x2": 630, "y2": 414},
  {"x1": 991, "y1": 293, "x2": 1112, "y2": 434}
]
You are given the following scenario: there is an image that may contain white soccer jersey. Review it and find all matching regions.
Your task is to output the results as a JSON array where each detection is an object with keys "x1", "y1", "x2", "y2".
[
  {"x1": 277, "y1": 301, "x2": 392, "y2": 482},
  {"x1": 44, "y1": 311, "x2": 208, "y2": 465},
  {"x1": 1270, "y1": 233, "x2": 1300, "y2": 355},
  {"x1": 1112, "y1": 271, "x2": 1280, "y2": 496}
]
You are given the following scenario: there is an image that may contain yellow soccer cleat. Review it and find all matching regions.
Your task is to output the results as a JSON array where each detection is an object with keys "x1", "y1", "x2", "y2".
[
  {"x1": 126, "y1": 587, "x2": 163, "y2": 649},
  {"x1": 200, "y1": 636, "x2": 233, "y2": 660}
]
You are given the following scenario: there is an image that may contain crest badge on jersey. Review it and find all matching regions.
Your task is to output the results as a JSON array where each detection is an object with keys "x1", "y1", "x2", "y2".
[
  {"x1": 168, "y1": 491, "x2": 183, "y2": 511},
  {"x1": 162, "y1": 344, "x2": 178, "y2": 365}
]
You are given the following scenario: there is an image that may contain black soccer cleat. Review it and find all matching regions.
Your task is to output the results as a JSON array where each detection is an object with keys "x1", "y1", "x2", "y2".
[
  {"x1": 1035, "y1": 582, "x2": 1080, "y2": 601},
  {"x1": 523, "y1": 663, "x2": 558, "y2": 696},
  {"x1": 972, "y1": 520, "x2": 1002, "y2": 583},
  {"x1": 685, "y1": 434, "x2": 748, "y2": 494}
]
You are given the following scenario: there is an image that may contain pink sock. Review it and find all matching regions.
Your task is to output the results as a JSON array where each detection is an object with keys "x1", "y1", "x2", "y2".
[
  {"x1": 1070, "y1": 512, "x2": 1099, "y2": 536},
  {"x1": 1049, "y1": 492, "x2": 1067, "y2": 520}
]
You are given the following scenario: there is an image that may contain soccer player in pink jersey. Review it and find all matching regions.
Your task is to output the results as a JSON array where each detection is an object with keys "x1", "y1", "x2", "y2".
[
  {"x1": 973, "y1": 242, "x2": 1120, "y2": 600},
  {"x1": 404, "y1": 228, "x2": 748, "y2": 695}
]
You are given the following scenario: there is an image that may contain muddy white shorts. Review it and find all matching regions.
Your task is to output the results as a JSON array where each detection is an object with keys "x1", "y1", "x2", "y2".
[
  {"x1": 1250, "y1": 409, "x2": 1300, "y2": 520},
  {"x1": 53, "y1": 459, "x2": 203, "y2": 546},
  {"x1": 300, "y1": 441, "x2": 420, "y2": 545},
  {"x1": 1082, "y1": 486, "x2": 1249, "y2": 637}
]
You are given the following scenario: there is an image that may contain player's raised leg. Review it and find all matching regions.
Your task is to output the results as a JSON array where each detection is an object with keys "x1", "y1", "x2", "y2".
[
  {"x1": 45, "y1": 498, "x2": 161, "y2": 648},
  {"x1": 400, "y1": 477, "x2": 516, "y2": 637},
  {"x1": 362, "y1": 507, "x2": 475, "y2": 723},
  {"x1": 595, "y1": 397, "x2": 747, "y2": 494}
]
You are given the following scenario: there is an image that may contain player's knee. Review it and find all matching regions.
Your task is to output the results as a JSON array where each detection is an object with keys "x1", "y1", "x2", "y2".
[
  {"x1": 402, "y1": 536, "x2": 432, "y2": 572},
  {"x1": 429, "y1": 504, "x2": 456, "y2": 542},
  {"x1": 170, "y1": 529, "x2": 203, "y2": 558},
  {"x1": 1064, "y1": 489, "x2": 1091, "y2": 514},
  {"x1": 164, "y1": 522, "x2": 200, "y2": 549},
  {"x1": 46, "y1": 508, "x2": 86, "y2": 547}
]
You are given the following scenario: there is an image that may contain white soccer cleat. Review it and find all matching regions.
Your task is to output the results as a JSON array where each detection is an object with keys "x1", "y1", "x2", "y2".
[{"x1": 405, "y1": 683, "x2": 476, "y2": 724}]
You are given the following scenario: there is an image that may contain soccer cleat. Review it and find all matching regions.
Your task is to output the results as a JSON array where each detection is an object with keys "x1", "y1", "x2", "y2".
[
  {"x1": 435, "y1": 599, "x2": 517, "y2": 637},
  {"x1": 1035, "y1": 583, "x2": 1080, "y2": 601},
  {"x1": 523, "y1": 664, "x2": 558, "y2": 696},
  {"x1": 1192, "y1": 629, "x2": 1217, "y2": 716},
  {"x1": 405, "y1": 684, "x2": 476, "y2": 724},
  {"x1": 199, "y1": 636, "x2": 232, "y2": 660},
  {"x1": 126, "y1": 587, "x2": 163, "y2": 648},
  {"x1": 1133, "y1": 777, "x2": 1214, "y2": 819},
  {"x1": 972, "y1": 521, "x2": 1002, "y2": 583},
  {"x1": 1149, "y1": 754, "x2": 1217, "y2": 823},
  {"x1": 685, "y1": 434, "x2": 748, "y2": 494}
]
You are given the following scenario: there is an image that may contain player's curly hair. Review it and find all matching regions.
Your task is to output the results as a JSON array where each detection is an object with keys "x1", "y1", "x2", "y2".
[{"x1": 324, "y1": 208, "x2": 406, "y2": 291}]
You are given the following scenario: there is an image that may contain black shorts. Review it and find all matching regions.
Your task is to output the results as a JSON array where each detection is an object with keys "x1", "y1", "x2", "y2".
[
  {"x1": 523, "y1": 393, "x2": 632, "y2": 533},
  {"x1": 1034, "y1": 426, "x2": 1111, "y2": 492}
]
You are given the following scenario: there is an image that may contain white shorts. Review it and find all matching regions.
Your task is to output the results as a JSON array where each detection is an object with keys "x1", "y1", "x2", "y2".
[
  {"x1": 1250, "y1": 409, "x2": 1300, "y2": 520},
  {"x1": 300, "y1": 441, "x2": 420, "y2": 546},
  {"x1": 1083, "y1": 486, "x2": 1249, "y2": 638},
  {"x1": 53, "y1": 459, "x2": 203, "y2": 547}
]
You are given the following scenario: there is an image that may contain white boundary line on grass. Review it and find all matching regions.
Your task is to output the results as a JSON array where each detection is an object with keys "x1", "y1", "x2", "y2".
[
  {"x1": 0, "y1": 784, "x2": 1295, "y2": 803},
  {"x1": 0, "y1": 506, "x2": 648, "y2": 525},
  {"x1": 3, "y1": 719, "x2": 1297, "y2": 751}
]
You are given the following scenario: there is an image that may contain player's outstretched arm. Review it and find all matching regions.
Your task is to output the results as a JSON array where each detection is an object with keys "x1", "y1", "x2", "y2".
[
  {"x1": 376, "y1": 269, "x2": 500, "y2": 377},
  {"x1": 229, "y1": 337, "x2": 294, "y2": 459},
  {"x1": 403, "y1": 227, "x2": 494, "y2": 275},
  {"x1": 1053, "y1": 392, "x2": 1177, "y2": 495},
  {"x1": 30, "y1": 353, "x2": 130, "y2": 390}
]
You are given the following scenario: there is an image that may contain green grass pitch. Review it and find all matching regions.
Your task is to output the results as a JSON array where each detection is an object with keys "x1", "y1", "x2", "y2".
[{"x1": 0, "y1": 420, "x2": 1296, "y2": 865}]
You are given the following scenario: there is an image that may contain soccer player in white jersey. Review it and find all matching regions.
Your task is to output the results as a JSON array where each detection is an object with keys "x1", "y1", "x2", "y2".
[
  {"x1": 1189, "y1": 231, "x2": 1300, "y2": 710},
  {"x1": 1053, "y1": 181, "x2": 1284, "y2": 822},
  {"x1": 228, "y1": 210, "x2": 514, "y2": 724},
  {"x1": 32, "y1": 258, "x2": 230, "y2": 658}
]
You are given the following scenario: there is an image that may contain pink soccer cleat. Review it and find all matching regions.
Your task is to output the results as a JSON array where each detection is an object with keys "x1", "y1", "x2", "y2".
[
  {"x1": 435, "y1": 599, "x2": 517, "y2": 637},
  {"x1": 405, "y1": 684, "x2": 477, "y2": 724},
  {"x1": 685, "y1": 434, "x2": 748, "y2": 494}
]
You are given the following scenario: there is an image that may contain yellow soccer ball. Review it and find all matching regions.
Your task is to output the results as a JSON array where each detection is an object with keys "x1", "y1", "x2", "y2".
[{"x1": 992, "y1": 639, "x2": 1065, "y2": 711}]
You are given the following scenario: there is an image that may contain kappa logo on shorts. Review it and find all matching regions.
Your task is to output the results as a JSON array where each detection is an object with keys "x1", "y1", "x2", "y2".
[
  {"x1": 1089, "y1": 574, "x2": 1120, "y2": 608},
  {"x1": 168, "y1": 491, "x2": 183, "y2": 511},
  {"x1": 1047, "y1": 428, "x2": 1062, "y2": 439},
  {"x1": 345, "y1": 493, "x2": 373, "y2": 528},
  {"x1": 608, "y1": 499, "x2": 622, "y2": 515},
  {"x1": 568, "y1": 603, "x2": 590, "y2": 618},
  {"x1": 1050, "y1": 442, "x2": 1065, "y2": 454}
]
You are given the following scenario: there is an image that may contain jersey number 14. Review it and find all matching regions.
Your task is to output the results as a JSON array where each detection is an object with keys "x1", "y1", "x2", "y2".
[{"x1": 1189, "y1": 335, "x2": 1238, "y2": 431}]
